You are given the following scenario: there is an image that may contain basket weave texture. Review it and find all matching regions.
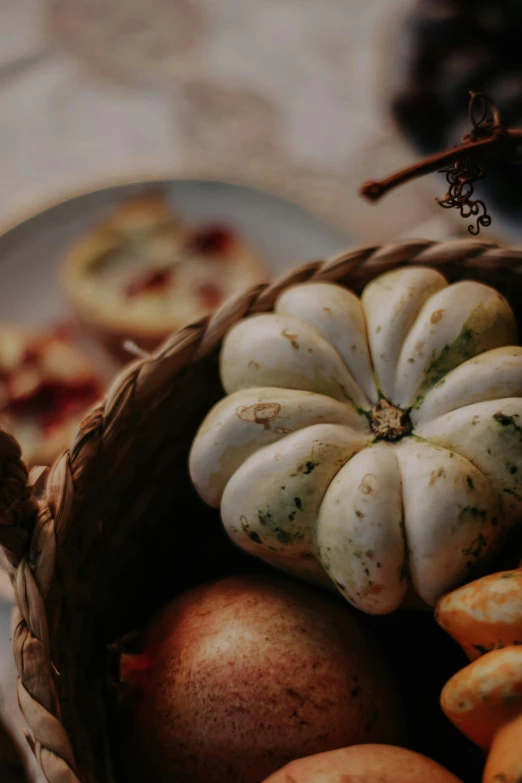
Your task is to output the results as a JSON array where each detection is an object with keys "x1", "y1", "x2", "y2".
[{"x1": 1, "y1": 238, "x2": 522, "y2": 783}]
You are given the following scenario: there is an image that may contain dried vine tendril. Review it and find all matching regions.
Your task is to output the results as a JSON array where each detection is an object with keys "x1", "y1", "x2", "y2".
[
  {"x1": 436, "y1": 157, "x2": 490, "y2": 235},
  {"x1": 360, "y1": 91, "x2": 522, "y2": 235}
]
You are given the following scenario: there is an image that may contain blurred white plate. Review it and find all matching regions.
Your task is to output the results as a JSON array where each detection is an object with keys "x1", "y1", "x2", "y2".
[{"x1": 0, "y1": 176, "x2": 351, "y2": 337}]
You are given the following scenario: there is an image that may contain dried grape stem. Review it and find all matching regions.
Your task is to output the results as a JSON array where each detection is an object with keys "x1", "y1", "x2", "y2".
[{"x1": 360, "y1": 130, "x2": 515, "y2": 202}]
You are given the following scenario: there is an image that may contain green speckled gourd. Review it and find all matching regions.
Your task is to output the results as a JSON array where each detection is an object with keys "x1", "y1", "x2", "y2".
[{"x1": 189, "y1": 267, "x2": 522, "y2": 614}]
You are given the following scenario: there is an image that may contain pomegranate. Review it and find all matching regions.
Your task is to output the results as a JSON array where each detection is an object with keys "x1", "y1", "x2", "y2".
[{"x1": 118, "y1": 573, "x2": 406, "y2": 783}]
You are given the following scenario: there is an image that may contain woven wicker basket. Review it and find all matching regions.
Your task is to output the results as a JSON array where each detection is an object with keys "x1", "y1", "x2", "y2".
[{"x1": 1, "y1": 238, "x2": 522, "y2": 783}]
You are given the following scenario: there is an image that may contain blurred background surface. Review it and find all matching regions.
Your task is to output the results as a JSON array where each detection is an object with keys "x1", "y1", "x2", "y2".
[{"x1": 0, "y1": 0, "x2": 459, "y2": 242}]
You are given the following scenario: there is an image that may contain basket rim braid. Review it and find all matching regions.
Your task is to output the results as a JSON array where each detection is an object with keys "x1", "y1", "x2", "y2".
[{"x1": 2, "y1": 238, "x2": 522, "y2": 783}]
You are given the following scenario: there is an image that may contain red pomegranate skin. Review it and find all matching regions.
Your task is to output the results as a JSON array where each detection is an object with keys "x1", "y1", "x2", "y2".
[{"x1": 118, "y1": 574, "x2": 406, "y2": 783}]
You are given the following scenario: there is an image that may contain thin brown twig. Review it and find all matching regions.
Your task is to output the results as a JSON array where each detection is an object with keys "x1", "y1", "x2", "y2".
[
  {"x1": 360, "y1": 132, "x2": 508, "y2": 202},
  {"x1": 360, "y1": 92, "x2": 522, "y2": 205}
]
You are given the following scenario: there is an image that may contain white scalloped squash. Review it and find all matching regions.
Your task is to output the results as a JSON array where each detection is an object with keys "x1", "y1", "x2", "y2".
[{"x1": 189, "y1": 267, "x2": 522, "y2": 614}]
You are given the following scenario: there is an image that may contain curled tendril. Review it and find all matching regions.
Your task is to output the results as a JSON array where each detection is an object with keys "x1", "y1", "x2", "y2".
[
  {"x1": 467, "y1": 92, "x2": 500, "y2": 135},
  {"x1": 436, "y1": 158, "x2": 491, "y2": 235},
  {"x1": 435, "y1": 93, "x2": 502, "y2": 233}
]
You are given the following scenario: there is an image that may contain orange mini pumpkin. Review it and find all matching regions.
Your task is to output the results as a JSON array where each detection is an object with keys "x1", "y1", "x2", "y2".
[
  {"x1": 436, "y1": 569, "x2": 522, "y2": 781},
  {"x1": 483, "y1": 711, "x2": 522, "y2": 783},
  {"x1": 435, "y1": 569, "x2": 522, "y2": 661}
]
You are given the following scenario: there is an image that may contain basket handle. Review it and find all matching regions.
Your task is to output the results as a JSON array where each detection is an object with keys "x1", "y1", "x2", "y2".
[{"x1": 0, "y1": 428, "x2": 39, "y2": 567}]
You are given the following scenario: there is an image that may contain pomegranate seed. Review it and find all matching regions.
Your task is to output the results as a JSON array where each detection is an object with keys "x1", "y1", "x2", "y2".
[
  {"x1": 0, "y1": 381, "x2": 8, "y2": 409},
  {"x1": 22, "y1": 344, "x2": 42, "y2": 364},
  {"x1": 40, "y1": 382, "x2": 99, "y2": 434},
  {"x1": 125, "y1": 268, "x2": 171, "y2": 298},
  {"x1": 187, "y1": 225, "x2": 234, "y2": 256}
]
